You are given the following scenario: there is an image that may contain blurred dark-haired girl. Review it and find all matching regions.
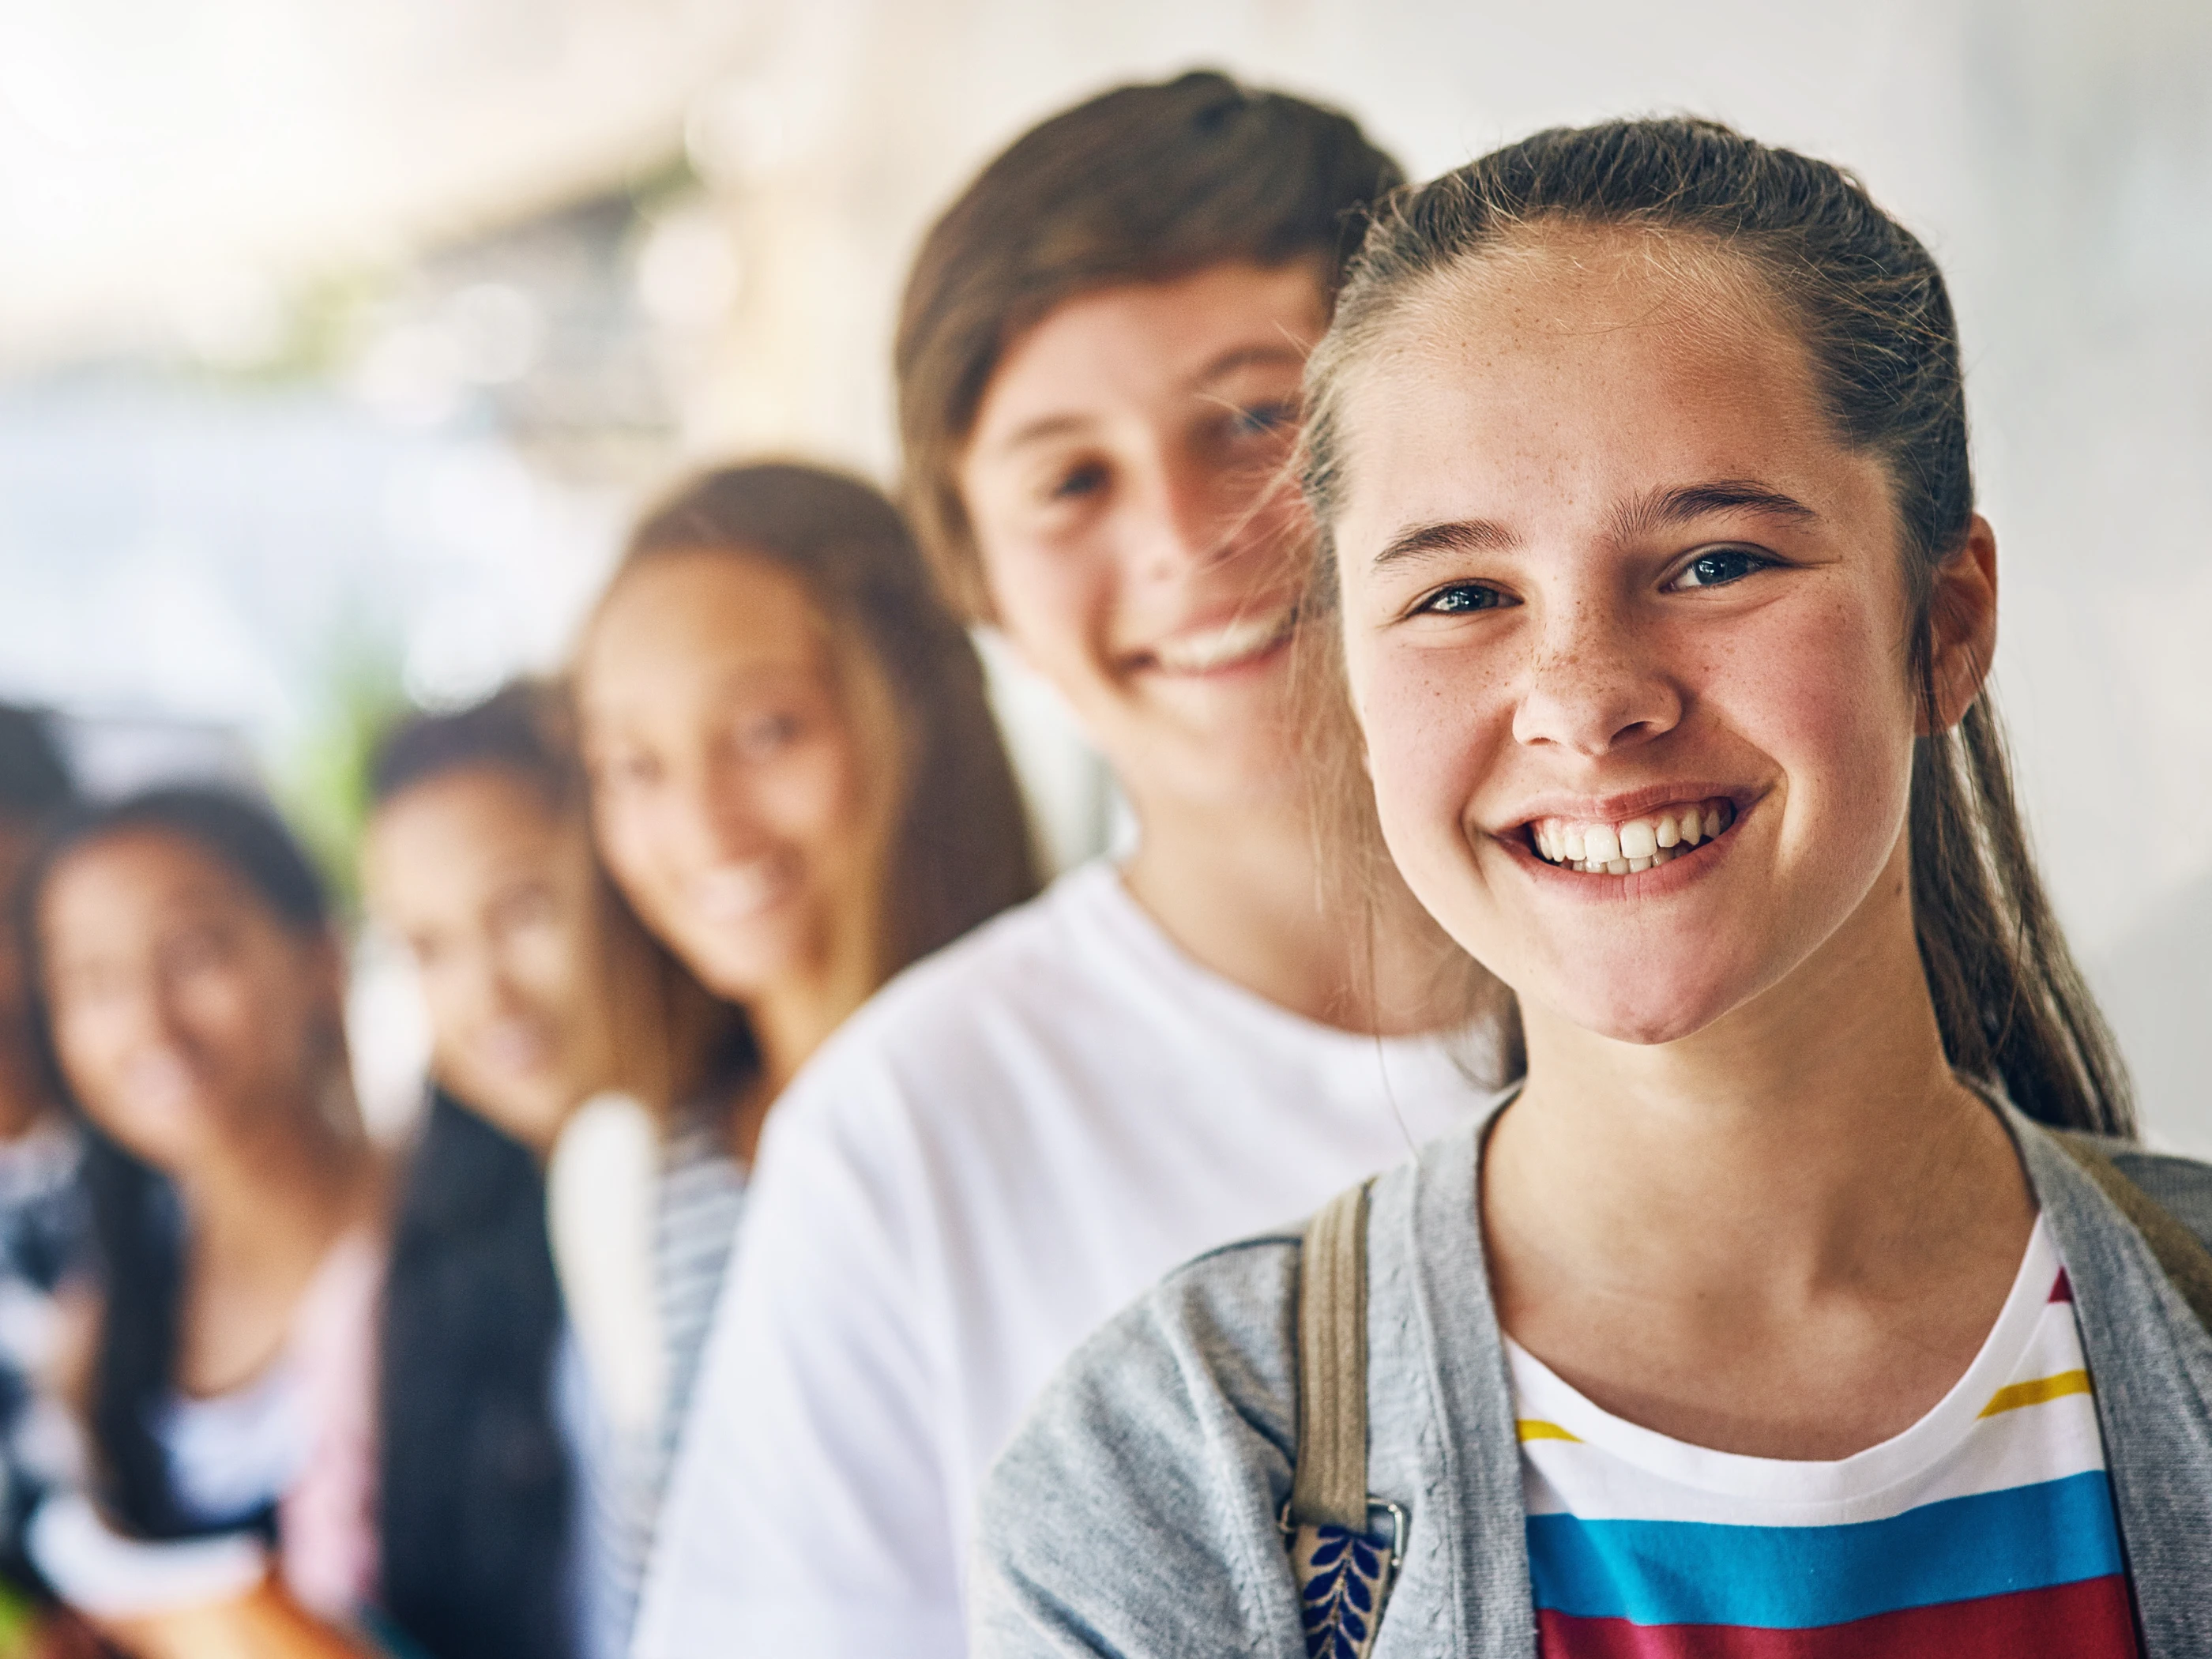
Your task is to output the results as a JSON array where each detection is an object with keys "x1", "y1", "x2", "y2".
[
  {"x1": 572, "y1": 460, "x2": 1039, "y2": 1593},
  {"x1": 359, "y1": 681, "x2": 733, "y2": 1659},
  {"x1": 21, "y1": 787, "x2": 383, "y2": 1657},
  {"x1": 0, "y1": 705, "x2": 88, "y2": 1613}
]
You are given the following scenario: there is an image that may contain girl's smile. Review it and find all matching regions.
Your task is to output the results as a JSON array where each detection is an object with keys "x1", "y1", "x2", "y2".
[{"x1": 1497, "y1": 783, "x2": 1744, "y2": 869}]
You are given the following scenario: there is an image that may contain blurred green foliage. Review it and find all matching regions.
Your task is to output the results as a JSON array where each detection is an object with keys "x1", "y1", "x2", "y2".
[{"x1": 273, "y1": 621, "x2": 407, "y2": 920}]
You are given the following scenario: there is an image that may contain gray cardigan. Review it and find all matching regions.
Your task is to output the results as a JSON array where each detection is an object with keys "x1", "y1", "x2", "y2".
[{"x1": 973, "y1": 1107, "x2": 2212, "y2": 1657}]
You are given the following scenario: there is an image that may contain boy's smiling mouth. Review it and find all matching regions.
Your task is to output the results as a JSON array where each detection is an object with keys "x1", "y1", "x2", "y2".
[
  {"x1": 1523, "y1": 797, "x2": 1740, "y2": 875},
  {"x1": 1138, "y1": 604, "x2": 1298, "y2": 676}
]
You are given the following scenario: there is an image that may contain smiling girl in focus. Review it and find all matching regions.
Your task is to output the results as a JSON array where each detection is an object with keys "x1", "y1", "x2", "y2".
[{"x1": 976, "y1": 121, "x2": 2212, "y2": 1657}]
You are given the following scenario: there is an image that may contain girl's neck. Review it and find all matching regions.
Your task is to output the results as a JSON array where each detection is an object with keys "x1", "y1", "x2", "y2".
[
  {"x1": 1499, "y1": 850, "x2": 2028, "y2": 1290},
  {"x1": 173, "y1": 1100, "x2": 380, "y2": 1400},
  {"x1": 734, "y1": 961, "x2": 873, "y2": 1165},
  {"x1": 1482, "y1": 841, "x2": 2038, "y2": 1457},
  {"x1": 1122, "y1": 784, "x2": 1464, "y2": 1038},
  {"x1": 181, "y1": 1109, "x2": 374, "y2": 1281}
]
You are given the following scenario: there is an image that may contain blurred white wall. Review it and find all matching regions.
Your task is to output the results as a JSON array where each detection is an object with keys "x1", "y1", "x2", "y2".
[{"x1": 2, "y1": 0, "x2": 2207, "y2": 1143}]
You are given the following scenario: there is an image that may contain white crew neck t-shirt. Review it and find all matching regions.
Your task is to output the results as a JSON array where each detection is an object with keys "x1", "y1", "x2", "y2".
[{"x1": 634, "y1": 860, "x2": 1492, "y2": 1659}]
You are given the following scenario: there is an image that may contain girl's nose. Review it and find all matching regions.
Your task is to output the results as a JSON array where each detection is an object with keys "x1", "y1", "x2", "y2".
[
  {"x1": 1511, "y1": 599, "x2": 1683, "y2": 758},
  {"x1": 687, "y1": 766, "x2": 776, "y2": 865}
]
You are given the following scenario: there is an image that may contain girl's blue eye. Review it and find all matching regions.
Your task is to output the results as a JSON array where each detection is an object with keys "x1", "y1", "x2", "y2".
[
  {"x1": 1418, "y1": 583, "x2": 1507, "y2": 615},
  {"x1": 1672, "y1": 547, "x2": 1768, "y2": 589}
]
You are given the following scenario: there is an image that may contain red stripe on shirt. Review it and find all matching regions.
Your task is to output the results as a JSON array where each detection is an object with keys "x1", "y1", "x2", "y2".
[{"x1": 1537, "y1": 1572, "x2": 2136, "y2": 1659}]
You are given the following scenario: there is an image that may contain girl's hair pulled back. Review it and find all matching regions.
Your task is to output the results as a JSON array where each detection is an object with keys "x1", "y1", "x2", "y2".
[{"x1": 1303, "y1": 117, "x2": 2130, "y2": 1135}]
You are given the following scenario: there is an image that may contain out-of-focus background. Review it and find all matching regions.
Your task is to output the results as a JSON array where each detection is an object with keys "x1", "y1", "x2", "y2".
[{"x1": 2, "y1": 0, "x2": 2207, "y2": 1145}]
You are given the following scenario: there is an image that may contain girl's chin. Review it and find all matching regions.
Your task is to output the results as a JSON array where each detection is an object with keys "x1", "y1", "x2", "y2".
[
  {"x1": 698, "y1": 937, "x2": 814, "y2": 1003},
  {"x1": 1516, "y1": 972, "x2": 1748, "y2": 1051}
]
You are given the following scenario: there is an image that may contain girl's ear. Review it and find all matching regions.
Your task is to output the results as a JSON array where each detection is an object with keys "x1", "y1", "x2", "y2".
[{"x1": 1922, "y1": 514, "x2": 1999, "y2": 735}]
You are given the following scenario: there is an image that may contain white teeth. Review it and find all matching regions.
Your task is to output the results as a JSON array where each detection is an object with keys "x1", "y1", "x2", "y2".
[
  {"x1": 694, "y1": 859, "x2": 796, "y2": 922},
  {"x1": 1528, "y1": 799, "x2": 1736, "y2": 878},
  {"x1": 1149, "y1": 608, "x2": 1295, "y2": 674}
]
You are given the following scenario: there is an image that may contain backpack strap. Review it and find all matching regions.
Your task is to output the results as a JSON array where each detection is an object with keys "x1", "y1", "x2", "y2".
[
  {"x1": 1289, "y1": 1179, "x2": 1372, "y2": 1530},
  {"x1": 2054, "y1": 1131, "x2": 2212, "y2": 1335},
  {"x1": 1285, "y1": 1179, "x2": 1399, "y2": 1659}
]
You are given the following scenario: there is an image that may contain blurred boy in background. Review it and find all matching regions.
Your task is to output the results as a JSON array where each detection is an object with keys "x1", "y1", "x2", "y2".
[{"x1": 637, "y1": 73, "x2": 1499, "y2": 1657}]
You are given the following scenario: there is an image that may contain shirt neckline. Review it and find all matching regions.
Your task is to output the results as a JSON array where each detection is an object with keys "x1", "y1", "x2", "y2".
[
  {"x1": 1055, "y1": 859, "x2": 1480, "y2": 1070},
  {"x1": 1505, "y1": 1215, "x2": 2060, "y2": 1505}
]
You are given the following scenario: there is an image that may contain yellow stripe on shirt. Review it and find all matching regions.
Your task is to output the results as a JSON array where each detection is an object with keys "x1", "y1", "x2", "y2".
[
  {"x1": 1518, "y1": 1420, "x2": 1580, "y2": 1443},
  {"x1": 1980, "y1": 1369, "x2": 2093, "y2": 1418}
]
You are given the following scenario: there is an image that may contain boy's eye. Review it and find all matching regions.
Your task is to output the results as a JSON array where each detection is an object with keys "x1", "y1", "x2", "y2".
[
  {"x1": 1416, "y1": 582, "x2": 1510, "y2": 616},
  {"x1": 1049, "y1": 462, "x2": 1108, "y2": 502},
  {"x1": 1229, "y1": 400, "x2": 1297, "y2": 438},
  {"x1": 1668, "y1": 547, "x2": 1771, "y2": 590}
]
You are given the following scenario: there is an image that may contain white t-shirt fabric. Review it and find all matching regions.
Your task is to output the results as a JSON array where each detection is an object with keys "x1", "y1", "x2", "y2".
[{"x1": 633, "y1": 859, "x2": 1495, "y2": 1659}]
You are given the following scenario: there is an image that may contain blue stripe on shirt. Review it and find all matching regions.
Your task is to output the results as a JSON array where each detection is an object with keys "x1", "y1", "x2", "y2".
[{"x1": 1526, "y1": 1469, "x2": 2124, "y2": 1629}]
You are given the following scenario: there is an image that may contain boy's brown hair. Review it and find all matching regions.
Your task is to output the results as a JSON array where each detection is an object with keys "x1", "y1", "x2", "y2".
[{"x1": 894, "y1": 69, "x2": 1404, "y2": 618}]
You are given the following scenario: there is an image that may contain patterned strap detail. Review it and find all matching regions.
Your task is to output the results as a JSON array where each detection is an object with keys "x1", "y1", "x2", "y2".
[
  {"x1": 1291, "y1": 1519, "x2": 1396, "y2": 1659},
  {"x1": 2054, "y1": 1131, "x2": 2212, "y2": 1335},
  {"x1": 1288, "y1": 1178, "x2": 1396, "y2": 1659}
]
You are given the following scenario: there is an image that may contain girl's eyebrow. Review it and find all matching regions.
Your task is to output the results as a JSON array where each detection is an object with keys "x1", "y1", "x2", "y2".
[
  {"x1": 1373, "y1": 517, "x2": 1517, "y2": 568},
  {"x1": 1372, "y1": 480, "x2": 1819, "y2": 570},
  {"x1": 1610, "y1": 479, "x2": 1819, "y2": 540}
]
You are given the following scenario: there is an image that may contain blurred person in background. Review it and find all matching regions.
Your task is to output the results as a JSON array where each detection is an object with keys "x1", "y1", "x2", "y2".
[
  {"x1": 574, "y1": 459, "x2": 1037, "y2": 1622},
  {"x1": 0, "y1": 707, "x2": 86, "y2": 1610},
  {"x1": 21, "y1": 788, "x2": 383, "y2": 1658},
  {"x1": 360, "y1": 682, "x2": 735, "y2": 1659},
  {"x1": 634, "y1": 73, "x2": 1498, "y2": 1657}
]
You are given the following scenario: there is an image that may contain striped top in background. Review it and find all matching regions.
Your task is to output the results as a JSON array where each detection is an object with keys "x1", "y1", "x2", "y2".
[
  {"x1": 1510, "y1": 1219, "x2": 2140, "y2": 1656},
  {"x1": 596, "y1": 1105, "x2": 747, "y2": 1646}
]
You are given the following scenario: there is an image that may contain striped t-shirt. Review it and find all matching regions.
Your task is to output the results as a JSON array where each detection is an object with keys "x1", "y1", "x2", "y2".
[{"x1": 1510, "y1": 1218, "x2": 2139, "y2": 1655}]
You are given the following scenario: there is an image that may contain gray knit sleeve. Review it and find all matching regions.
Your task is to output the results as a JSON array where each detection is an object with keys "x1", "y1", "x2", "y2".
[{"x1": 970, "y1": 1235, "x2": 1311, "y2": 1659}]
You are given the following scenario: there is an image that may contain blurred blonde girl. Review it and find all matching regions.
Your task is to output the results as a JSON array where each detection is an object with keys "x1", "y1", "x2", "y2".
[{"x1": 572, "y1": 461, "x2": 1036, "y2": 1589}]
